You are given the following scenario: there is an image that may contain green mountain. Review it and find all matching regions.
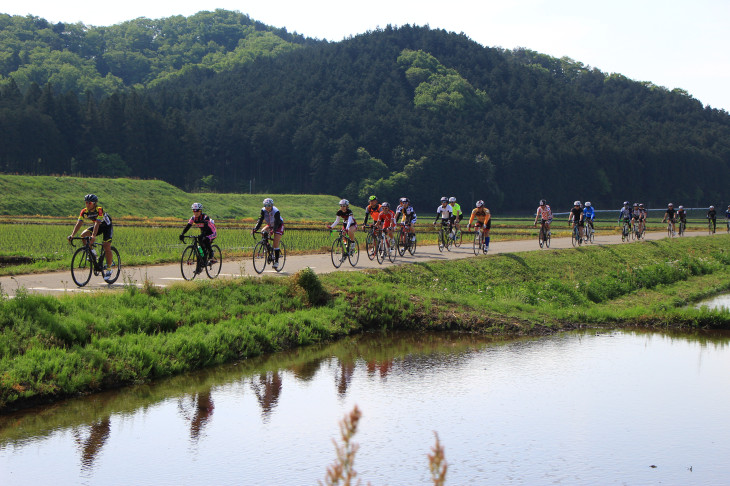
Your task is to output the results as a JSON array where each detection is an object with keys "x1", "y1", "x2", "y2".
[{"x1": 1, "y1": 10, "x2": 729, "y2": 212}]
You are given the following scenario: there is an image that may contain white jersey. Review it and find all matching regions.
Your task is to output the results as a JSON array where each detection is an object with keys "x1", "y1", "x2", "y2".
[{"x1": 436, "y1": 204, "x2": 453, "y2": 220}]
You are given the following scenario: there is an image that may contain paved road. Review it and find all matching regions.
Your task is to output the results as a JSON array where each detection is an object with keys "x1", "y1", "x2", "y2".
[{"x1": 0, "y1": 230, "x2": 711, "y2": 297}]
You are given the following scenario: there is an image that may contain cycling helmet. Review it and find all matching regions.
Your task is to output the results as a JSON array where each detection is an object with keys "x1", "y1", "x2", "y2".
[
  {"x1": 623, "y1": 201, "x2": 629, "y2": 206},
  {"x1": 440, "y1": 197, "x2": 448, "y2": 203},
  {"x1": 191, "y1": 202, "x2": 203, "y2": 211},
  {"x1": 400, "y1": 197, "x2": 409, "y2": 203},
  {"x1": 339, "y1": 199, "x2": 349, "y2": 206},
  {"x1": 449, "y1": 197, "x2": 456, "y2": 203},
  {"x1": 476, "y1": 200, "x2": 484, "y2": 207},
  {"x1": 84, "y1": 194, "x2": 98, "y2": 203},
  {"x1": 574, "y1": 200, "x2": 581, "y2": 206},
  {"x1": 263, "y1": 198, "x2": 274, "y2": 207},
  {"x1": 710, "y1": 205, "x2": 715, "y2": 209},
  {"x1": 633, "y1": 202, "x2": 639, "y2": 207},
  {"x1": 639, "y1": 203, "x2": 645, "y2": 208},
  {"x1": 678, "y1": 205, "x2": 684, "y2": 210},
  {"x1": 381, "y1": 202, "x2": 390, "y2": 209},
  {"x1": 539, "y1": 199, "x2": 546, "y2": 206},
  {"x1": 668, "y1": 203, "x2": 674, "y2": 207},
  {"x1": 368, "y1": 195, "x2": 377, "y2": 201},
  {"x1": 585, "y1": 201, "x2": 591, "y2": 207}
]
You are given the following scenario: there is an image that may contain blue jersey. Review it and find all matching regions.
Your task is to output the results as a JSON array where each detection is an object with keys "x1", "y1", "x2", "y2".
[{"x1": 583, "y1": 206, "x2": 595, "y2": 220}]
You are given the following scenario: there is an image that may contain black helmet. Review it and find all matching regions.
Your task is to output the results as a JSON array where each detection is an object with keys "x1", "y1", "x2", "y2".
[{"x1": 84, "y1": 194, "x2": 98, "y2": 203}]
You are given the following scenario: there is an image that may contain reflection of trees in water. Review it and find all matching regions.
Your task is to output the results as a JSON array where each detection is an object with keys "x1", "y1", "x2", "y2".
[
  {"x1": 288, "y1": 359, "x2": 323, "y2": 381},
  {"x1": 335, "y1": 360, "x2": 355, "y2": 397},
  {"x1": 366, "y1": 359, "x2": 393, "y2": 379},
  {"x1": 177, "y1": 390, "x2": 215, "y2": 442},
  {"x1": 73, "y1": 416, "x2": 111, "y2": 471},
  {"x1": 250, "y1": 371, "x2": 282, "y2": 420}
]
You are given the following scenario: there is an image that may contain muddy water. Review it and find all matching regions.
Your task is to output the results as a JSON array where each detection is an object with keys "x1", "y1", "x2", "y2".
[{"x1": 2, "y1": 330, "x2": 729, "y2": 485}]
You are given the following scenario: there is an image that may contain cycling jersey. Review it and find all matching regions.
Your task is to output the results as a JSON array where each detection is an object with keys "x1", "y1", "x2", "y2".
[
  {"x1": 665, "y1": 208, "x2": 676, "y2": 221},
  {"x1": 435, "y1": 204, "x2": 452, "y2": 223},
  {"x1": 583, "y1": 206, "x2": 595, "y2": 220},
  {"x1": 78, "y1": 205, "x2": 112, "y2": 226},
  {"x1": 468, "y1": 207, "x2": 491, "y2": 229},
  {"x1": 536, "y1": 205, "x2": 552, "y2": 221},
  {"x1": 332, "y1": 208, "x2": 357, "y2": 230},
  {"x1": 677, "y1": 210, "x2": 687, "y2": 221},
  {"x1": 570, "y1": 207, "x2": 583, "y2": 225},
  {"x1": 619, "y1": 207, "x2": 632, "y2": 221},
  {"x1": 375, "y1": 209, "x2": 396, "y2": 229},
  {"x1": 451, "y1": 203, "x2": 462, "y2": 221},
  {"x1": 708, "y1": 209, "x2": 717, "y2": 219},
  {"x1": 363, "y1": 203, "x2": 381, "y2": 225},
  {"x1": 183, "y1": 213, "x2": 217, "y2": 240},
  {"x1": 254, "y1": 206, "x2": 284, "y2": 234},
  {"x1": 395, "y1": 205, "x2": 417, "y2": 224}
]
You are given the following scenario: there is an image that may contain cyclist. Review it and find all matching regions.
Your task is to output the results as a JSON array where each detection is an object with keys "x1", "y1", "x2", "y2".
[
  {"x1": 618, "y1": 201, "x2": 632, "y2": 235},
  {"x1": 67, "y1": 194, "x2": 114, "y2": 281},
  {"x1": 375, "y1": 202, "x2": 397, "y2": 244},
  {"x1": 433, "y1": 197, "x2": 453, "y2": 239},
  {"x1": 449, "y1": 197, "x2": 462, "y2": 234},
  {"x1": 327, "y1": 199, "x2": 357, "y2": 253},
  {"x1": 631, "y1": 203, "x2": 642, "y2": 236},
  {"x1": 362, "y1": 195, "x2": 381, "y2": 227},
  {"x1": 661, "y1": 203, "x2": 677, "y2": 236},
  {"x1": 395, "y1": 197, "x2": 417, "y2": 241},
  {"x1": 534, "y1": 199, "x2": 553, "y2": 235},
  {"x1": 467, "y1": 200, "x2": 491, "y2": 252},
  {"x1": 676, "y1": 205, "x2": 687, "y2": 234},
  {"x1": 568, "y1": 200, "x2": 584, "y2": 242},
  {"x1": 638, "y1": 203, "x2": 647, "y2": 235},
  {"x1": 707, "y1": 205, "x2": 717, "y2": 233},
  {"x1": 252, "y1": 198, "x2": 284, "y2": 269},
  {"x1": 180, "y1": 203, "x2": 218, "y2": 266},
  {"x1": 583, "y1": 201, "x2": 595, "y2": 231},
  {"x1": 726, "y1": 205, "x2": 730, "y2": 231}
]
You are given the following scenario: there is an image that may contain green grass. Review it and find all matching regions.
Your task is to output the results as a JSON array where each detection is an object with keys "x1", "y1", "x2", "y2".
[{"x1": 3, "y1": 235, "x2": 730, "y2": 411}]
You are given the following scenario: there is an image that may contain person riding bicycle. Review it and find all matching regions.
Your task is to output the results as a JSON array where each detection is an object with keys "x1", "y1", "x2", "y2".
[
  {"x1": 180, "y1": 203, "x2": 217, "y2": 266},
  {"x1": 726, "y1": 205, "x2": 730, "y2": 230},
  {"x1": 676, "y1": 205, "x2": 687, "y2": 232},
  {"x1": 638, "y1": 203, "x2": 647, "y2": 234},
  {"x1": 707, "y1": 205, "x2": 717, "y2": 233},
  {"x1": 433, "y1": 197, "x2": 454, "y2": 238},
  {"x1": 252, "y1": 198, "x2": 284, "y2": 269},
  {"x1": 631, "y1": 203, "x2": 642, "y2": 235},
  {"x1": 618, "y1": 201, "x2": 632, "y2": 233},
  {"x1": 395, "y1": 197, "x2": 417, "y2": 241},
  {"x1": 583, "y1": 201, "x2": 595, "y2": 230},
  {"x1": 662, "y1": 203, "x2": 677, "y2": 236},
  {"x1": 67, "y1": 194, "x2": 114, "y2": 281},
  {"x1": 375, "y1": 202, "x2": 397, "y2": 242},
  {"x1": 467, "y1": 200, "x2": 491, "y2": 251},
  {"x1": 327, "y1": 199, "x2": 357, "y2": 253},
  {"x1": 362, "y1": 195, "x2": 381, "y2": 227},
  {"x1": 449, "y1": 197, "x2": 462, "y2": 234},
  {"x1": 569, "y1": 200, "x2": 584, "y2": 242},
  {"x1": 534, "y1": 199, "x2": 552, "y2": 234}
]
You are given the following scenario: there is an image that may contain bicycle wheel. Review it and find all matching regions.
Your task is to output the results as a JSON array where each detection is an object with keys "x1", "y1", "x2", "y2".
[
  {"x1": 396, "y1": 227, "x2": 407, "y2": 257},
  {"x1": 71, "y1": 247, "x2": 93, "y2": 287},
  {"x1": 571, "y1": 227, "x2": 579, "y2": 247},
  {"x1": 708, "y1": 220, "x2": 713, "y2": 235},
  {"x1": 376, "y1": 237, "x2": 385, "y2": 264},
  {"x1": 253, "y1": 241, "x2": 268, "y2": 274},
  {"x1": 407, "y1": 233, "x2": 416, "y2": 255},
  {"x1": 366, "y1": 231, "x2": 376, "y2": 261},
  {"x1": 347, "y1": 239, "x2": 359, "y2": 266},
  {"x1": 181, "y1": 245, "x2": 200, "y2": 280},
  {"x1": 474, "y1": 232, "x2": 482, "y2": 255},
  {"x1": 437, "y1": 227, "x2": 445, "y2": 252},
  {"x1": 538, "y1": 228, "x2": 544, "y2": 248},
  {"x1": 453, "y1": 229, "x2": 462, "y2": 248},
  {"x1": 274, "y1": 241, "x2": 286, "y2": 272},
  {"x1": 387, "y1": 237, "x2": 397, "y2": 263},
  {"x1": 205, "y1": 244, "x2": 222, "y2": 278},
  {"x1": 103, "y1": 246, "x2": 122, "y2": 284},
  {"x1": 331, "y1": 238, "x2": 346, "y2": 268},
  {"x1": 667, "y1": 224, "x2": 673, "y2": 238}
]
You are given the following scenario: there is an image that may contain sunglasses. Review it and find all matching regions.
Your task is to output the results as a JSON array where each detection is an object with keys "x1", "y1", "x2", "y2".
[{"x1": 193, "y1": 209, "x2": 201, "y2": 212}]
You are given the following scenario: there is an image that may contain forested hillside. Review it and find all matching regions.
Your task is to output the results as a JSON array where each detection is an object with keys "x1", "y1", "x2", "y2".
[{"x1": 1, "y1": 10, "x2": 730, "y2": 212}]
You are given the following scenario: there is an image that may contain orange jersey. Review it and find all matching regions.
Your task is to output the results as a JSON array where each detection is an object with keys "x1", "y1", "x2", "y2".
[
  {"x1": 468, "y1": 207, "x2": 490, "y2": 226},
  {"x1": 375, "y1": 209, "x2": 396, "y2": 229}
]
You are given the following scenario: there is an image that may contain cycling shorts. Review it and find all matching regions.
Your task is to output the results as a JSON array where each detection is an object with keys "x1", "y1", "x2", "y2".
[{"x1": 87, "y1": 223, "x2": 113, "y2": 242}]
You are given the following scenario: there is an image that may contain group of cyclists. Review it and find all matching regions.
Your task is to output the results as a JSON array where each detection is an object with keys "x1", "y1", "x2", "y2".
[{"x1": 68, "y1": 193, "x2": 730, "y2": 279}]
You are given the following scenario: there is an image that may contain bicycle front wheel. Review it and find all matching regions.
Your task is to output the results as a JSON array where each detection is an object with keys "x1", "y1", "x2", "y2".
[
  {"x1": 71, "y1": 247, "x2": 93, "y2": 287},
  {"x1": 331, "y1": 238, "x2": 346, "y2": 268},
  {"x1": 474, "y1": 232, "x2": 482, "y2": 255},
  {"x1": 104, "y1": 246, "x2": 122, "y2": 284},
  {"x1": 366, "y1": 231, "x2": 376, "y2": 260},
  {"x1": 397, "y1": 228, "x2": 407, "y2": 256},
  {"x1": 408, "y1": 233, "x2": 417, "y2": 255},
  {"x1": 387, "y1": 237, "x2": 397, "y2": 263},
  {"x1": 181, "y1": 245, "x2": 200, "y2": 280},
  {"x1": 348, "y1": 239, "x2": 359, "y2": 267},
  {"x1": 376, "y1": 237, "x2": 385, "y2": 264},
  {"x1": 453, "y1": 229, "x2": 462, "y2": 248},
  {"x1": 253, "y1": 241, "x2": 268, "y2": 274},
  {"x1": 571, "y1": 228, "x2": 579, "y2": 247},
  {"x1": 274, "y1": 242, "x2": 286, "y2": 272},
  {"x1": 205, "y1": 244, "x2": 222, "y2": 278},
  {"x1": 437, "y1": 228, "x2": 445, "y2": 252}
]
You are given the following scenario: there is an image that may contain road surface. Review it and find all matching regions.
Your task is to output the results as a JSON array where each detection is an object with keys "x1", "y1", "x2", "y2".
[{"x1": 0, "y1": 230, "x2": 711, "y2": 297}]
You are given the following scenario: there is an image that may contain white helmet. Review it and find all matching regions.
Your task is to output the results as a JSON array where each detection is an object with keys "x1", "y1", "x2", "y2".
[
  {"x1": 679, "y1": 205, "x2": 684, "y2": 210},
  {"x1": 449, "y1": 196, "x2": 456, "y2": 203},
  {"x1": 339, "y1": 199, "x2": 349, "y2": 206},
  {"x1": 191, "y1": 202, "x2": 203, "y2": 210},
  {"x1": 585, "y1": 202, "x2": 591, "y2": 207},
  {"x1": 263, "y1": 198, "x2": 274, "y2": 207},
  {"x1": 440, "y1": 197, "x2": 448, "y2": 203},
  {"x1": 381, "y1": 202, "x2": 390, "y2": 209},
  {"x1": 710, "y1": 205, "x2": 715, "y2": 209},
  {"x1": 574, "y1": 201, "x2": 581, "y2": 206},
  {"x1": 476, "y1": 200, "x2": 484, "y2": 207}
]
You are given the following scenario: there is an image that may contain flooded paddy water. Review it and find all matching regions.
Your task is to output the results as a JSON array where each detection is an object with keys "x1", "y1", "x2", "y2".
[{"x1": 2, "y1": 330, "x2": 729, "y2": 485}]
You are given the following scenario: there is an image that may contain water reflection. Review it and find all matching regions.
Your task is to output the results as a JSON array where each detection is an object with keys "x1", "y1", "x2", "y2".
[{"x1": 2, "y1": 330, "x2": 730, "y2": 485}]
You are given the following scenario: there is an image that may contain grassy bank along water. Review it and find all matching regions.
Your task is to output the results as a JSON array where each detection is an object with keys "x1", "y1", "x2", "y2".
[{"x1": 2, "y1": 235, "x2": 730, "y2": 411}]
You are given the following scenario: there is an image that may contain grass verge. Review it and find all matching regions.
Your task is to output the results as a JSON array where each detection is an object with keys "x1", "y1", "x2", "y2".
[{"x1": 2, "y1": 236, "x2": 730, "y2": 411}]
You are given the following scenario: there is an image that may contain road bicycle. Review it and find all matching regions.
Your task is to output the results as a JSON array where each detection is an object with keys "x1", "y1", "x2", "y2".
[
  {"x1": 678, "y1": 219, "x2": 686, "y2": 236},
  {"x1": 537, "y1": 220, "x2": 551, "y2": 248},
  {"x1": 181, "y1": 235, "x2": 222, "y2": 280},
  {"x1": 330, "y1": 228, "x2": 359, "y2": 268},
  {"x1": 396, "y1": 223, "x2": 417, "y2": 256},
  {"x1": 436, "y1": 220, "x2": 452, "y2": 252},
  {"x1": 376, "y1": 230, "x2": 397, "y2": 264},
  {"x1": 363, "y1": 224, "x2": 379, "y2": 261},
  {"x1": 252, "y1": 231, "x2": 286, "y2": 274},
  {"x1": 666, "y1": 219, "x2": 675, "y2": 238},
  {"x1": 571, "y1": 222, "x2": 583, "y2": 247},
  {"x1": 708, "y1": 218, "x2": 716, "y2": 235},
  {"x1": 621, "y1": 219, "x2": 631, "y2": 242},
  {"x1": 69, "y1": 236, "x2": 121, "y2": 287},
  {"x1": 450, "y1": 226, "x2": 462, "y2": 248},
  {"x1": 583, "y1": 220, "x2": 595, "y2": 243},
  {"x1": 472, "y1": 228, "x2": 488, "y2": 255}
]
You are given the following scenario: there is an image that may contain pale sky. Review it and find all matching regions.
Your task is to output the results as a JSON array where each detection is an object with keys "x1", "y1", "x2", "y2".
[{"x1": 4, "y1": 0, "x2": 730, "y2": 112}]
